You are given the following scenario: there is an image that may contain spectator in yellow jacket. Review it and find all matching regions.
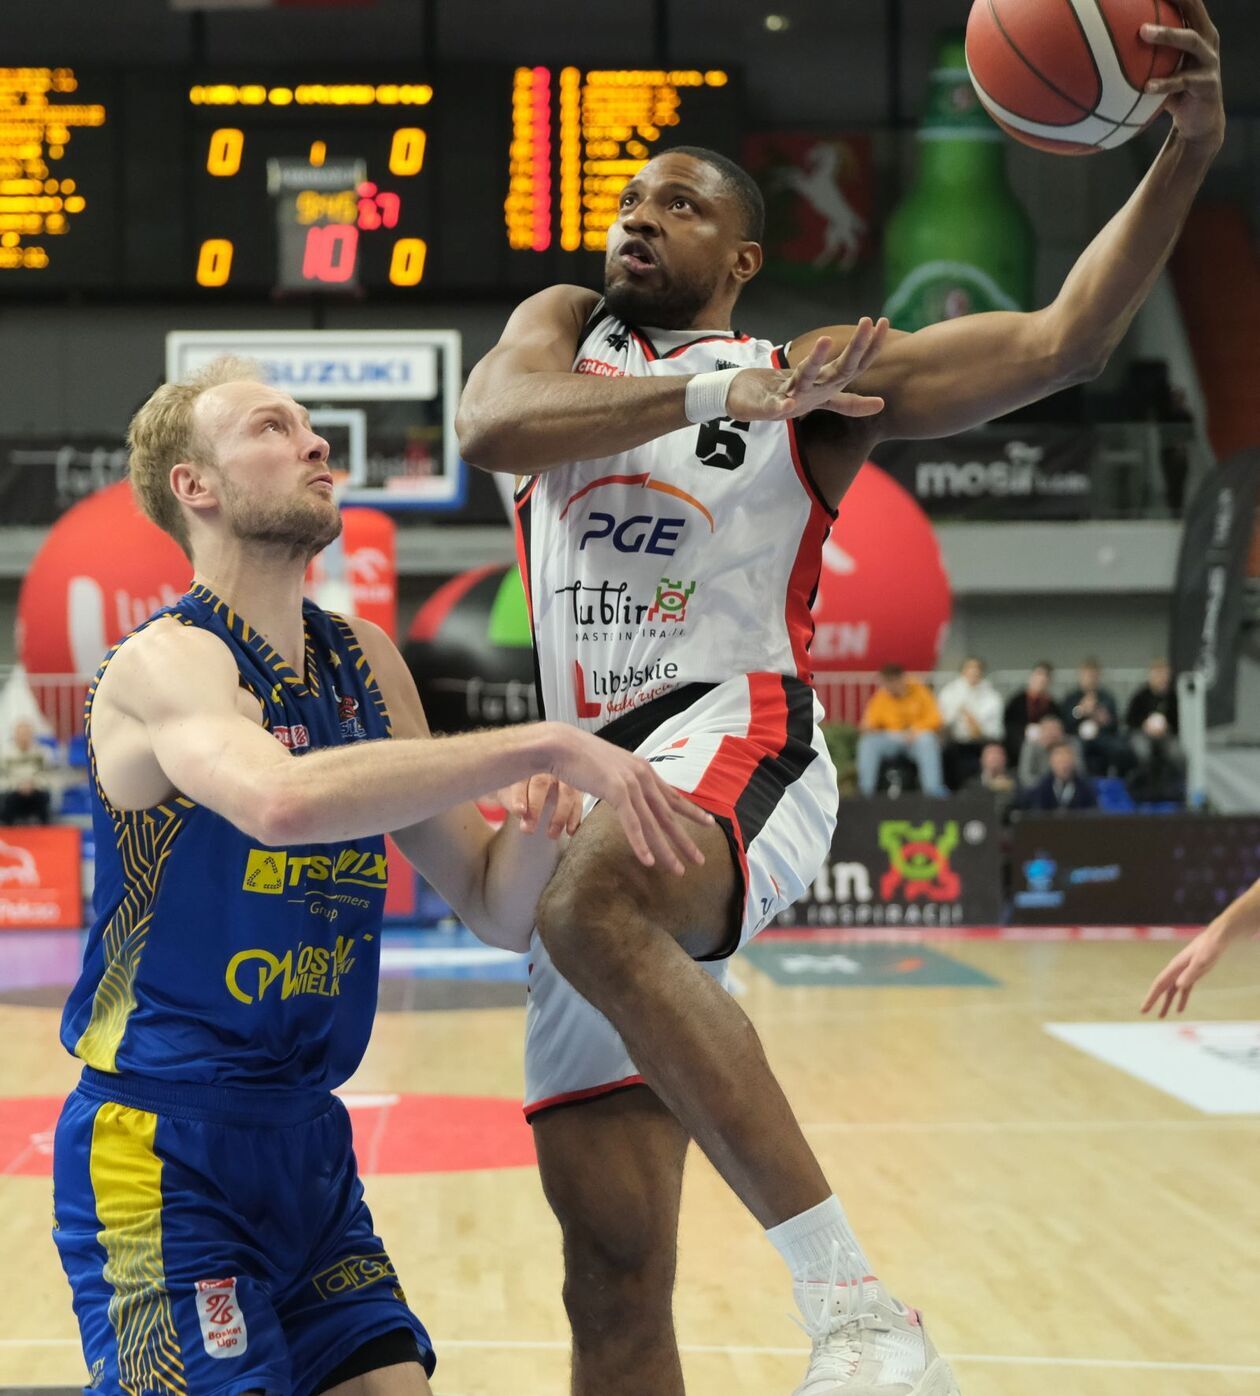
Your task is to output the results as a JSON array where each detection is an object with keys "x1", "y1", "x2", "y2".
[{"x1": 856, "y1": 665, "x2": 946, "y2": 796}]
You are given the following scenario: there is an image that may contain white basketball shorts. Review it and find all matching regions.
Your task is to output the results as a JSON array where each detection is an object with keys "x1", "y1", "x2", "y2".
[{"x1": 523, "y1": 672, "x2": 838, "y2": 1119}]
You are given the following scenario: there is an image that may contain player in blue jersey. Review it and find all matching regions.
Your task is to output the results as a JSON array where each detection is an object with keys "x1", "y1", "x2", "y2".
[{"x1": 51, "y1": 355, "x2": 711, "y2": 1396}]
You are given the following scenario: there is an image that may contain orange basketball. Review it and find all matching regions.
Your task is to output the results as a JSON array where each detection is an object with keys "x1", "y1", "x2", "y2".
[{"x1": 965, "y1": 0, "x2": 1186, "y2": 155}]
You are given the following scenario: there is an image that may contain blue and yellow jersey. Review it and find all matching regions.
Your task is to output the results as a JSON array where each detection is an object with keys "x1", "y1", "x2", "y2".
[{"x1": 60, "y1": 582, "x2": 394, "y2": 1093}]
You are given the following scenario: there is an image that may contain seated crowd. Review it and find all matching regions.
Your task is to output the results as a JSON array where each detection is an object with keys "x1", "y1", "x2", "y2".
[
  {"x1": 855, "y1": 657, "x2": 1184, "y2": 810},
  {"x1": 0, "y1": 718, "x2": 82, "y2": 825}
]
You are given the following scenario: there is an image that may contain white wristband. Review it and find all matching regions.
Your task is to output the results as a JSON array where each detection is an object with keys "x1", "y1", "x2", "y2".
[{"x1": 684, "y1": 367, "x2": 742, "y2": 424}]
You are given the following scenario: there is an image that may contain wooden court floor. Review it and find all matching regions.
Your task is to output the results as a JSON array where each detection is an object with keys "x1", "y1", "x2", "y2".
[{"x1": 1, "y1": 935, "x2": 1257, "y2": 1396}]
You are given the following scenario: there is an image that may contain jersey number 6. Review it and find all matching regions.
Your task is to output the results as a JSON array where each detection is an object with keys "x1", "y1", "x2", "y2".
[{"x1": 694, "y1": 417, "x2": 751, "y2": 472}]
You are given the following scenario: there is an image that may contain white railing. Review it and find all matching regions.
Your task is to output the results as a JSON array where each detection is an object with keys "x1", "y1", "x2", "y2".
[
  {"x1": 2, "y1": 665, "x2": 1159, "y2": 741},
  {"x1": 811, "y1": 668, "x2": 1154, "y2": 728}
]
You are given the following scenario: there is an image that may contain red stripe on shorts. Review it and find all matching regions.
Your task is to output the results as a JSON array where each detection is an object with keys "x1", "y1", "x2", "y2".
[
  {"x1": 684, "y1": 673, "x2": 794, "y2": 910},
  {"x1": 523, "y1": 1074, "x2": 646, "y2": 1121}
]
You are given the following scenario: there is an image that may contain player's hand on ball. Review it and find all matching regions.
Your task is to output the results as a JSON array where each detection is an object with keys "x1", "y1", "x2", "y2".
[
  {"x1": 500, "y1": 774, "x2": 584, "y2": 839},
  {"x1": 1142, "y1": 0, "x2": 1224, "y2": 148},
  {"x1": 1140, "y1": 922, "x2": 1231, "y2": 1017},
  {"x1": 542, "y1": 724, "x2": 713, "y2": 874},
  {"x1": 726, "y1": 317, "x2": 889, "y2": 423}
]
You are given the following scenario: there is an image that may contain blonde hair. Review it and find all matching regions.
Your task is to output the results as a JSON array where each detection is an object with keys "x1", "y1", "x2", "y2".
[{"x1": 127, "y1": 354, "x2": 263, "y2": 559}]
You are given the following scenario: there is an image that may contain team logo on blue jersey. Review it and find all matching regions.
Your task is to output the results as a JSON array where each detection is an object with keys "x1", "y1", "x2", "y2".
[
  {"x1": 273, "y1": 723, "x2": 310, "y2": 751},
  {"x1": 334, "y1": 688, "x2": 367, "y2": 740}
]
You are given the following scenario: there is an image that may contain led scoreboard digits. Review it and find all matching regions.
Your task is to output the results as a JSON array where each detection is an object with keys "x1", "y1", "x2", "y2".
[
  {"x1": 0, "y1": 63, "x2": 739, "y2": 295},
  {"x1": 505, "y1": 68, "x2": 733, "y2": 254},
  {"x1": 0, "y1": 67, "x2": 107, "y2": 277},
  {"x1": 189, "y1": 78, "x2": 434, "y2": 293}
]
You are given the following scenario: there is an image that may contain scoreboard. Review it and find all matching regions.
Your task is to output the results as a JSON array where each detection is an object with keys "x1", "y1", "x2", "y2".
[{"x1": 0, "y1": 63, "x2": 739, "y2": 296}]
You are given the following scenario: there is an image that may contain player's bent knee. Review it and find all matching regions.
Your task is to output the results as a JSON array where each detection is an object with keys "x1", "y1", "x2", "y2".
[{"x1": 535, "y1": 870, "x2": 645, "y2": 987}]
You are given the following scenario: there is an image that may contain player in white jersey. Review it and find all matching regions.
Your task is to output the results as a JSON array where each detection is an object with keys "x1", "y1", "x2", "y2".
[{"x1": 458, "y1": 20, "x2": 1222, "y2": 1391}]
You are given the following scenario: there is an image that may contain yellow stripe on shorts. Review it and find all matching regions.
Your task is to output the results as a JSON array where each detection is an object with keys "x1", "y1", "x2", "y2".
[{"x1": 89, "y1": 1102, "x2": 187, "y2": 1395}]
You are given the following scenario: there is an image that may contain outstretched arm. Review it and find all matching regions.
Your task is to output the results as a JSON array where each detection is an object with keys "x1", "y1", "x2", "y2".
[
  {"x1": 1142, "y1": 880, "x2": 1258, "y2": 1017},
  {"x1": 795, "y1": 4, "x2": 1223, "y2": 491},
  {"x1": 343, "y1": 618, "x2": 717, "y2": 950},
  {"x1": 99, "y1": 620, "x2": 710, "y2": 879},
  {"x1": 457, "y1": 284, "x2": 887, "y2": 475}
]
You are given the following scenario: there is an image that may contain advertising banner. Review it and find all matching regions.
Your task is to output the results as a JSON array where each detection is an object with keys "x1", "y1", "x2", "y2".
[
  {"x1": 742, "y1": 132, "x2": 874, "y2": 281},
  {"x1": 773, "y1": 792, "x2": 1003, "y2": 929},
  {"x1": 873, "y1": 427, "x2": 1094, "y2": 520},
  {"x1": 809, "y1": 464, "x2": 951, "y2": 676},
  {"x1": 1010, "y1": 812, "x2": 1260, "y2": 925},
  {"x1": 1169, "y1": 448, "x2": 1260, "y2": 727},
  {"x1": 0, "y1": 438, "x2": 128, "y2": 525},
  {"x1": 0, "y1": 826, "x2": 83, "y2": 929},
  {"x1": 166, "y1": 330, "x2": 465, "y2": 511}
]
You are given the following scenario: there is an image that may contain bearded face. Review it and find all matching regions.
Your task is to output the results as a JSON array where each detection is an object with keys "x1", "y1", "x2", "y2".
[
  {"x1": 602, "y1": 258, "x2": 724, "y2": 331},
  {"x1": 216, "y1": 469, "x2": 343, "y2": 563}
]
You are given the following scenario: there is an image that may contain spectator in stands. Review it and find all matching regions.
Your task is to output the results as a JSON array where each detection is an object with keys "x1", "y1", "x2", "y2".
[
  {"x1": 856, "y1": 665, "x2": 946, "y2": 797},
  {"x1": 1063, "y1": 658, "x2": 1129, "y2": 777},
  {"x1": 965, "y1": 741, "x2": 1018, "y2": 820},
  {"x1": 1003, "y1": 661, "x2": 1060, "y2": 763},
  {"x1": 1022, "y1": 741, "x2": 1098, "y2": 812},
  {"x1": 1, "y1": 719, "x2": 53, "y2": 825},
  {"x1": 1126, "y1": 658, "x2": 1185, "y2": 801},
  {"x1": 937, "y1": 656, "x2": 1005, "y2": 789},
  {"x1": 1017, "y1": 714, "x2": 1084, "y2": 789}
]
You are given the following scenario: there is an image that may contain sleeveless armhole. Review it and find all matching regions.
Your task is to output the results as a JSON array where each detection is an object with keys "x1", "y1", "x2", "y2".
[
  {"x1": 578, "y1": 295, "x2": 611, "y2": 345},
  {"x1": 771, "y1": 344, "x2": 838, "y2": 521},
  {"x1": 84, "y1": 612, "x2": 203, "y2": 824},
  {"x1": 327, "y1": 613, "x2": 394, "y2": 738}
]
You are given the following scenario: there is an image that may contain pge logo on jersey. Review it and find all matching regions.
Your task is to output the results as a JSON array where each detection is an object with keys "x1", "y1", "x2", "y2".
[{"x1": 580, "y1": 512, "x2": 687, "y2": 556}]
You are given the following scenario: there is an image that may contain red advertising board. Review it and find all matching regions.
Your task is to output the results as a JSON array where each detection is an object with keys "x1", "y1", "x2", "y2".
[{"x1": 0, "y1": 826, "x2": 83, "y2": 929}]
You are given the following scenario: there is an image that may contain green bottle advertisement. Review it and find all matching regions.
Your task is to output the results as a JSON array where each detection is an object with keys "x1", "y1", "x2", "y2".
[{"x1": 884, "y1": 34, "x2": 1035, "y2": 332}]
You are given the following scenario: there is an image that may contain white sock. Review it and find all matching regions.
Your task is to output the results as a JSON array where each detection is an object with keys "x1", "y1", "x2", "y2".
[{"x1": 765, "y1": 1195, "x2": 873, "y2": 1285}]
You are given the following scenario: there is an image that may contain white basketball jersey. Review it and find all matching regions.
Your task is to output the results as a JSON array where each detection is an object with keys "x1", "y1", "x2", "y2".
[{"x1": 516, "y1": 304, "x2": 836, "y2": 730}]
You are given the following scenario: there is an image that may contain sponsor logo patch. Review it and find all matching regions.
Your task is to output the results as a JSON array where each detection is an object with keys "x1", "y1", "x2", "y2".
[
  {"x1": 575, "y1": 357, "x2": 626, "y2": 378},
  {"x1": 578, "y1": 511, "x2": 686, "y2": 556},
  {"x1": 243, "y1": 849, "x2": 287, "y2": 894},
  {"x1": 195, "y1": 1277, "x2": 247, "y2": 1358},
  {"x1": 226, "y1": 935, "x2": 359, "y2": 1005},
  {"x1": 272, "y1": 723, "x2": 310, "y2": 750},
  {"x1": 242, "y1": 846, "x2": 387, "y2": 896},
  {"x1": 312, "y1": 1251, "x2": 399, "y2": 1301},
  {"x1": 334, "y1": 687, "x2": 368, "y2": 740}
]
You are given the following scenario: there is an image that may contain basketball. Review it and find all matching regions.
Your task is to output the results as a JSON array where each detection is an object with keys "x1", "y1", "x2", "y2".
[{"x1": 965, "y1": 0, "x2": 1186, "y2": 154}]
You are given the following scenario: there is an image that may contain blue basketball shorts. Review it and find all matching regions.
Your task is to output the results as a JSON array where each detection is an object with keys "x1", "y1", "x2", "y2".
[{"x1": 52, "y1": 1069, "x2": 434, "y2": 1396}]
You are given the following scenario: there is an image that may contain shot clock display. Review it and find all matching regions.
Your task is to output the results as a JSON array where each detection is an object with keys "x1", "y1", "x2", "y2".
[
  {"x1": 0, "y1": 64, "x2": 739, "y2": 297},
  {"x1": 189, "y1": 78, "x2": 436, "y2": 293}
]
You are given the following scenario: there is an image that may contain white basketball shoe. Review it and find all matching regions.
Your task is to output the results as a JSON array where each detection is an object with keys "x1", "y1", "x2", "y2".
[{"x1": 791, "y1": 1249, "x2": 960, "y2": 1396}]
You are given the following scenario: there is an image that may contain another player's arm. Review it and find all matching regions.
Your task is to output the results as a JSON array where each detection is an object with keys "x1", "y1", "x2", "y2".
[
  {"x1": 793, "y1": 6, "x2": 1224, "y2": 501},
  {"x1": 457, "y1": 286, "x2": 886, "y2": 475},
  {"x1": 99, "y1": 622, "x2": 710, "y2": 880},
  {"x1": 1142, "y1": 880, "x2": 1259, "y2": 1017},
  {"x1": 457, "y1": 284, "x2": 693, "y2": 474},
  {"x1": 343, "y1": 617, "x2": 585, "y2": 952}
]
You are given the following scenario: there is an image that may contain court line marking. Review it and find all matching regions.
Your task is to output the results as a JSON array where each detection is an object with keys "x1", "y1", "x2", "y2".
[
  {"x1": 750, "y1": 982, "x2": 1260, "y2": 1024},
  {"x1": 9, "y1": 1336, "x2": 1258, "y2": 1376},
  {"x1": 431, "y1": 1341, "x2": 1260, "y2": 1373},
  {"x1": 798, "y1": 1117, "x2": 1260, "y2": 1133}
]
